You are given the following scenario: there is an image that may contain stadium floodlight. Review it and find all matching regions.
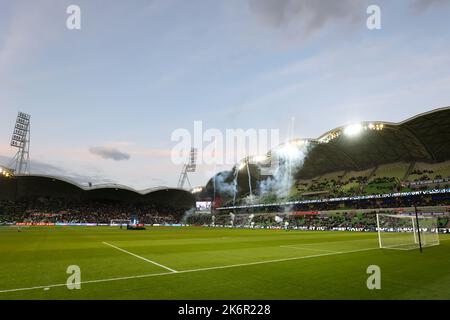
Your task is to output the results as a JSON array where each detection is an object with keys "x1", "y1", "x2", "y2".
[
  {"x1": 252, "y1": 155, "x2": 267, "y2": 163},
  {"x1": 191, "y1": 186, "x2": 203, "y2": 193},
  {"x1": 178, "y1": 147, "x2": 197, "y2": 189},
  {"x1": 343, "y1": 123, "x2": 363, "y2": 136},
  {"x1": 291, "y1": 139, "x2": 306, "y2": 146},
  {"x1": 9, "y1": 112, "x2": 31, "y2": 174},
  {"x1": 318, "y1": 131, "x2": 340, "y2": 144},
  {"x1": 376, "y1": 212, "x2": 439, "y2": 251},
  {"x1": 1, "y1": 166, "x2": 12, "y2": 177}
]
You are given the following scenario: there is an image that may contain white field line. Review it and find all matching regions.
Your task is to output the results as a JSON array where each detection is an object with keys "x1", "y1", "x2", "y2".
[
  {"x1": 176, "y1": 247, "x2": 377, "y2": 273},
  {"x1": 0, "y1": 271, "x2": 174, "y2": 294},
  {"x1": 277, "y1": 237, "x2": 378, "y2": 251},
  {"x1": 279, "y1": 245, "x2": 341, "y2": 253},
  {"x1": 293, "y1": 237, "x2": 377, "y2": 246},
  {"x1": 102, "y1": 242, "x2": 178, "y2": 273},
  {"x1": 0, "y1": 246, "x2": 378, "y2": 294}
]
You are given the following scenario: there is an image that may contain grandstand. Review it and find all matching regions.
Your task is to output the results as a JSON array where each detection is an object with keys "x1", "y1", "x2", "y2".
[
  {"x1": 205, "y1": 107, "x2": 450, "y2": 208},
  {"x1": 0, "y1": 174, "x2": 195, "y2": 225},
  {"x1": 407, "y1": 160, "x2": 450, "y2": 182}
]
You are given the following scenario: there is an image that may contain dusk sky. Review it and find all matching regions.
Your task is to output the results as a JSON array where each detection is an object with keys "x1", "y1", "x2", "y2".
[{"x1": 1, "y1": 0, "x2": 450, "y2": 189}]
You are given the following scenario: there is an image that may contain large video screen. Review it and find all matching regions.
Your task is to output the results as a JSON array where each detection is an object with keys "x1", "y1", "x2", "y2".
[{"x1": 195, "y1": 201, "x2": 211, "y2": 212}]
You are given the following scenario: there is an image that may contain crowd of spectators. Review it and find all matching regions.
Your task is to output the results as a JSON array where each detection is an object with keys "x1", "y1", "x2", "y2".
[
  {"x1": 1, "y1": 197, "x2": 449, "y2": 233},
  {"x1": 186, "y1": 211, "x2": 450, "y2": 231},
  {"x1": 301, "y1": 175, "x2": 370, "y2": 198},
  {"x1": 304, "y1": 167, "x2": 450, "y2": 198},
  {"x1": 1, "y1": 188, "x2": 449, "y2": 234},
  {"x1": 186, "y1": 212, "x2": 378, "y2": 230},
  {"x1": 223, "y1": 191, "x2": 450, "y2": 214},
  {"x1": 0, "y1": 198, "x2": 184, "y2": 224}
]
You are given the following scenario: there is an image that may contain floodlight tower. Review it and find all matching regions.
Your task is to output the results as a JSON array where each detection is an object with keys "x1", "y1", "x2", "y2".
[
  {"x1": 177, "y1": 147, "x2": 197, "y2": 189},
  {"x1": 9, "y1": 112, "x2": 31, "y2": 175}
]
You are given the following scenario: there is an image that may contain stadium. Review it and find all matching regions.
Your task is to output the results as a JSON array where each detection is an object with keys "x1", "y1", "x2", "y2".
[{"x1": 0, "y1": 107, "x2": 449, "y2": 300}]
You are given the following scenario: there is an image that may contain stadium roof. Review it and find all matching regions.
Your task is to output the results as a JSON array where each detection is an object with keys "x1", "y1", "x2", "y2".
[
  {"x1": 211, "y1": 106, "x2": 450, "y2": 185},
  {"x1": 0, "y1": 174, "x2": 195, "y2": 208},
  {"x1": 294, "y1": 106, "x2": 450, "y2": 179},
  {"x1": 0, "y1": 165, "x2": 13, "y2": 177},
  {"x1": 12, "y1": 173, "x2": 189, "y2": 195}
]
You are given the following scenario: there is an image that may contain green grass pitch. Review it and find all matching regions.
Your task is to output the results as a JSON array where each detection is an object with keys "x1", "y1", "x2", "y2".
[{"x1": 0, "y1": 226, "x2": 449, "y2": 299}]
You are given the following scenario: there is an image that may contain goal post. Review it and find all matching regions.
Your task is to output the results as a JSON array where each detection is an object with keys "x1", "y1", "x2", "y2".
[
  {"x1": 376, "y1": 212, "x2": 440, "y2": 250},
  {"x1": 416, "y1": 214, "x2": 440, "y2": 247},
  {"x1": 110, "y1": 219, "x2": 131, "y2": 227}
]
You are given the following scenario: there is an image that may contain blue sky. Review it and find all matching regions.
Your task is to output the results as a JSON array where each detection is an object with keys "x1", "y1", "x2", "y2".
[{"x1": 1, "y1": 0, "x2": 450, "y2": 189}]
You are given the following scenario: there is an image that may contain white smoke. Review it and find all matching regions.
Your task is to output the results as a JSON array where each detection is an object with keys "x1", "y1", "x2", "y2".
[
  {"x1": 214, "y1": 172, "x2": 236, "y2": 196},
  {"x1": 259, "y1": 142, "x2": 309, "y2": 200},
  {"x1": 243, "y1": 194, "x2": 256, "y2": 205},
  {"x1": 180, "y1": 207, "x2": 195, "y2": 224},
  {"x1": 274, "y1": 215, "x2": 284, "y2": 223}
]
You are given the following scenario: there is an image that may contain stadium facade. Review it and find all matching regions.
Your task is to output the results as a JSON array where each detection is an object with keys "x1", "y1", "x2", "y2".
[
  {"x1": 201, "y1": 107, "x2": 450, "y2": 208},
  {"x1": 296, "y1": 106, "x2": 450, "y2": 178},
  {"x1": 0, "y1": 173, "x2": 195, "y2": 209}
]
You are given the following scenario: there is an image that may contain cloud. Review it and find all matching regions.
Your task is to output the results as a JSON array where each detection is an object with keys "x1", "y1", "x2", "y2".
[
  {"x1": 89, "y1": 142, "x2": 171, "y2": 158},
  {"x1": 247, "y1": 0, "x2": 362, "y2": 38},
  {"x1": 89, "y1": 146, "x2": 131, "y2": 161},
  {"x1": 411, "y1": 0, "x2": 450, "y2": 12},
  {"x1": 0, "y1": 155, "x2": 114, "y2": 185}
]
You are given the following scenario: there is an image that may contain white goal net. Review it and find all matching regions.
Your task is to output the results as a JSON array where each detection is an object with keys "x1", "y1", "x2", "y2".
[
  {"x1": 110, "y1": 219, "x2": 131, "y2": 227},
  {"x1": 376, "y1": 213, "x2": 439, "y2": 250}
]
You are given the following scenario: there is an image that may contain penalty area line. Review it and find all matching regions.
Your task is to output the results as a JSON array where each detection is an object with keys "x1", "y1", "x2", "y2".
[
  {"x1": 279, "y1": 245, "x2": 341, "y2": 253},
  {"x1": 0, "y1": 246, "x2": 379, "y2": 294},
  {"x1": 102, "y1": 241, "x2": 178, "y2": 273}
]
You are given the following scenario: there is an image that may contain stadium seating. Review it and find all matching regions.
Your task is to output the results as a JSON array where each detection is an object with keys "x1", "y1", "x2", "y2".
[
  {"x1": 372, "y1": 162, "x2": 409, "y2": 180},
  {"x1": 186, "y1": 210, "x2": 448, "y2": 231},
  {"x1": 287, "y1": 160, "x2": 450, "y2": 201},
  {"x1": 407, "y1": 160, "x2": 450, "y2": 182},
  {"x1": 0, "y1": 199, "x2": 184, "y2": 225}
]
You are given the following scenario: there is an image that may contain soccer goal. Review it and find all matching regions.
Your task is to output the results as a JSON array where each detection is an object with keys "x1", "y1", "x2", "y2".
[
  {"x1": 376, "y1": 212, "x2": 440, "y2": 250},
  {"x1": 110, "y1": 219, "x2": 131, "y2": 227}
]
